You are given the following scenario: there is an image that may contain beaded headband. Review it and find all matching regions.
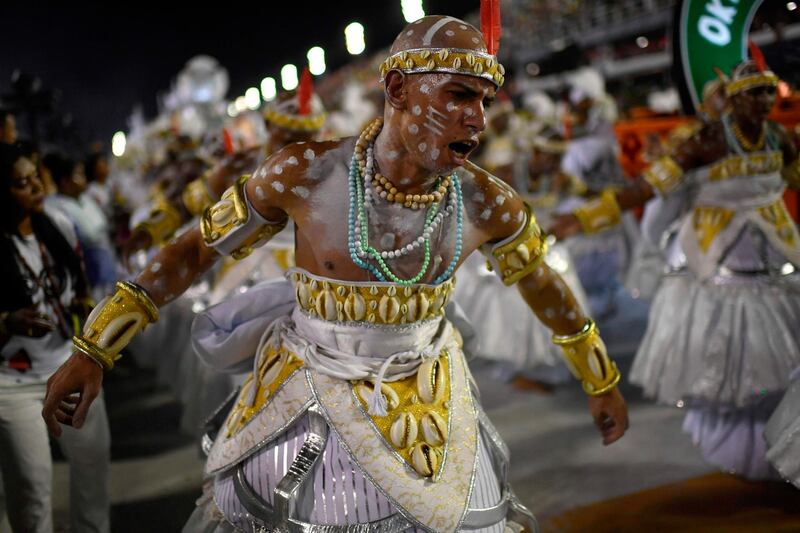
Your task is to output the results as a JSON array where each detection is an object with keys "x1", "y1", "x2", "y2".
[
  {"x1": 725, "y1": 71, "x2": 779, "y2": 97},
  {"x1": 263, "y1": 107, "x2": 327, "y2": 132},
  {"x1": 379, "y1": 47, "x2": 505, "y2": 88}
]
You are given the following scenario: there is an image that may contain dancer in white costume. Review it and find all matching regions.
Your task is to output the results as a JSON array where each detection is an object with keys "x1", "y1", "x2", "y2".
[
  {"x1": 552, "y1": 59, "x2": 800, "y2": 479},
  {"x1": 42, "y1": 13, "x2": 628, "y2": 532}
]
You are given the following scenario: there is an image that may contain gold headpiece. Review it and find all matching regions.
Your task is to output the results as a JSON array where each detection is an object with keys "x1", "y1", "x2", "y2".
[
  {"x1": 725, "y1": 60, "x2": 779, "y2": 97},
  {"x1": 379, "y1": 48, "x2": 505, "y2": 88}
]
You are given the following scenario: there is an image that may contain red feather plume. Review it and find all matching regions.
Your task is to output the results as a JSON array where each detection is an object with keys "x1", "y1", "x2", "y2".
[
  {"x1": 748, "y1": 39, "x2": 767, "y2": 72},
  {"x1": 222, "y1": 128, "x2": 235, "y2": 155},
  {"x1": 480, "y1": 0, "x2": 501, "y2": 56},
  {"x1": 298, "y1": 67, "x2": 313, "y2": 116}
]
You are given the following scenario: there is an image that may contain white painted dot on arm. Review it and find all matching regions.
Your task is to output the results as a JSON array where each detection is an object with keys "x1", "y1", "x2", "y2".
[
  {"x1": 495, "y1": 194, "x2": 506, "y2": 206},
  {"x1": 445, "y1": 30, "x2": 455, "y2": 36},
  {"x1": 500, "y1": 212, "x2": 510, "y2": 223},
  {"x1": 566, "y1": 311, "x2": 577, "y2": 320},
  {"x1": 517, "y1": 211, "x2": 525, "y2": 223},
  {"x1": 286, "y1": 156, "x2": 299, "y2": 166},
  {"x1": 291, "y1": 186, "x2": 310, "y2": 199},
  {"x1": 480, "y1": 208, "x2": 492, "y2": 220},
  {"x1": 471, "y1": 37, "x2": 480, "y2": 44},
  {"x1": 406, "y1": 30, "x2": 414, "y2": 36},
  {"x1": 472, "y1": 192, "x2": 485, "y2": 202},
  {"x1": 387, "y1": 150, "x2": 399, "y2": 160},
  {"x1": 545, "y1": 308, "x2": 556, "y2": 319},
  {"x1": 271, "y1": 181, "x2": 285, "y2": 193},
  {"x1": 150, "y1": 262, "x2": 162, "y2": 273},
  {"x1": 255, "y1": 186, "x2": 266, "y2": 200},
  {"x1": 274, "y1": 165, "x2": 283, "y2": 175},
  {"x1": 304, "y1": 149, "x2": 316, "y2": 161},
  {"x1": 459, "y1": 24, "x2": 468, "y2": 30}
]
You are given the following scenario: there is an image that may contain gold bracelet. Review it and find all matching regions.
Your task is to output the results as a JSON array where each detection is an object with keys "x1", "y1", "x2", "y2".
[
  {"x1": 182, "y1": 176, "x2": 214, "y2": 217},
  {"x1": 73, "y1": 282, "x2": 159, "y2": 371},
  {"x1": 552, "y1": 319, "x2": 621, "y2": 396},
  {"x1": 573, "y1": 188, "x2": 622, "y2": 234}
]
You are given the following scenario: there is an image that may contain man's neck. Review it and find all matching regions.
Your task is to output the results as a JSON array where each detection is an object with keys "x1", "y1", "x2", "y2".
[{"x1": 373, "y1": 128, "x2": 439, "y2": 195}]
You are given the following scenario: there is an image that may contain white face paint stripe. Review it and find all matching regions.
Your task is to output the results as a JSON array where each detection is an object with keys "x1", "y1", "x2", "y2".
[
  {"x1": 424, "y1": 105, "x2": 447, "y2": 136},
  {"x1": 422, "y1": 16, "x2": 459, "y2": 45}
]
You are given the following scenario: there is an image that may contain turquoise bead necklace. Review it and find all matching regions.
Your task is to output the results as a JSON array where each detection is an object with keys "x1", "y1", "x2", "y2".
[{"x1": 346, "y1": 119, "x2": 463, "y2": 286}]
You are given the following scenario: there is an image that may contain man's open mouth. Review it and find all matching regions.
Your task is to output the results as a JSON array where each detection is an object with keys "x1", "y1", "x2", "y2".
[{"x1": 448, "y1": 139, "x2": 478, "y2": 158}]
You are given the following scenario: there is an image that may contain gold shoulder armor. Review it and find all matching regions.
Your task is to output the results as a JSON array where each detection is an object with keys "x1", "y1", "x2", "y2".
[
  {"x1": 201, "y1": 175, "x2": 287, "y2": 260},
  {"x1": 482, "y1": 203, "x2": 548, "y2": 286},
  {"x1": 643, "y1": 156, "x2": 684, "y2": 195}
]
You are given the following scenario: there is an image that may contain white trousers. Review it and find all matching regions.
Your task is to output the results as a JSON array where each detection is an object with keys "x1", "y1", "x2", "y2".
[{"x1": 0, "y1": 382, "x2": 110, "y2": 533}]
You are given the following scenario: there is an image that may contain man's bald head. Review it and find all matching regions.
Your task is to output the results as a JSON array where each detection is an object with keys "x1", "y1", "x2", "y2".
[{"x1": 390, "y1": 16, "x2": 487, "y2": 55}]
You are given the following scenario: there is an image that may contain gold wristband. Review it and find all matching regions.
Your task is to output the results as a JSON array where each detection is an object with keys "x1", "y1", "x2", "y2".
[
  {"x1": 553, "y1": 319, "x2": 621, "y2": 396},
  {"x1": 73, "y1": 282, "x2": 159, "y2": 371},
  {"x1": 136, "y1": 199, "x2": 182, "y2": 245},
  {"x1": 573, "y1": 188, "x2": 622, "y2": 234}
]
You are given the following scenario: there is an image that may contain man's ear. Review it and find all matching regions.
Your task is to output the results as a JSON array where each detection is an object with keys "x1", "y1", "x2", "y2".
[{"x1": 384, "y1": 70, "x2": 407, "y2": 111}]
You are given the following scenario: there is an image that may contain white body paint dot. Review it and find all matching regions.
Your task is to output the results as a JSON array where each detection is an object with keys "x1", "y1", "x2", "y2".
[
  {"x1": 446, "y1": 102, "x2": 456, "y2": 112},
  {"x1": 304, "y1": 149, "x2": 315, "y2": 160},
  {"x1": 274, "y1": 165, "x2": 283, "y2": 175},
  {"x1": 480, "y1": 208, "x2": 492, "y2": 220},
  {"x1": 495, "y1": 194, "x2": 506, "y2": 206},
  {"x1": 501, "y1": 212, "x2": 510, "y2": 223},
  {"x1": 271, "y1": 181, "x2": 285, "y2": 193},
  {"x1": 459, "y1": 24, "x2": 468, "y2": 30},
  {"x1": 386, "y1": 150, "x2": 399, "y2": 160},
  {"x1": 473, "y1": 192, "x2": 485, "y2": 202},
  {"x1": 517, "y1": 211, "x2": 525, "y2": 223},
  {"x1": 430, "y1": 148, "x2": 440, "y2": 159},
  {"x1": 286, "y1": 156, "x2": 299, "y2": 166},
  {"x1": 408, "y1": 124, "x2": 419, "y2": 134},
  {"x1": 406, "y1": 30, "x2": 414, "y2": 36},
  {"x1": 464, "y1": 108, "x2": 474, "y2": 117},
  {"x1": 413, "y1": 105, "x2": 422, "y2": 116},
  {"x1": 380, "y1": 233, "x2": 395, "y2": 249},
  {"x1": 255, "y1": 186, "x2": 266, "y2": 199},
  {"x1": 291, "y1": 186, "x2": 310, "y2": 199},
  {"x1": 420, "y1": 84, "x2": 430, "y2": 94},
  {"x1": 418, "y1": 143, "x2": 427, "y2": 152},
  {"x1": 150, "y1": 262, "x2": 162, "y2": 273},
  {"x1": 471, "y1": 37, "x2": 480, "y2": 44}
]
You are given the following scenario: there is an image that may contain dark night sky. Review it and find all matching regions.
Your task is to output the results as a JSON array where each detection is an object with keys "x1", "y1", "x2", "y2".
[{"x1": 2, "y1": 1, "x2": 470, "y2": 149}]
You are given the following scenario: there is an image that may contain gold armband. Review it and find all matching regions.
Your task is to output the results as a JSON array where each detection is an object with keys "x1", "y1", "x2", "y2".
[
  {"x1": 782, "y1": 158, "x2": 800, "y2": 189},
  {"x1": 73, "y1": 282, "x2": 159, "y2": 370},
  {"x1": 136, "y1": 197, "x2": 182, "y2": 245},
  {"x1": 182, "y1": 176, "x2": 215, "y2": 217},
  {"x1": 483, "y1": 204, "x2": 548, "y2": 286},
  {"x1": 552, "y1": 319, "x2": 621, "y2": 396},
  {"x1": 201, "y1": 175, "x2": 287, "y2": 260},
  {"x1": 573, "y1": 188, "x2": 621, "y2": 234},
  {"x1": 643, "y1": 156, "x2": 684, "y2": 195}
]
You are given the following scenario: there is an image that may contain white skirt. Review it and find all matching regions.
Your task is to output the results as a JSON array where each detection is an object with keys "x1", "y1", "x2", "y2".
[
  {"x1": 765, "y1": 369, "x2": 800, "y2": 488},
  {"x1": 630, "y1": 273, "x2": 800, "y2": 407},
  {"x1": 630, "y1": 271, "x2": 800, "y2": 479}
]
